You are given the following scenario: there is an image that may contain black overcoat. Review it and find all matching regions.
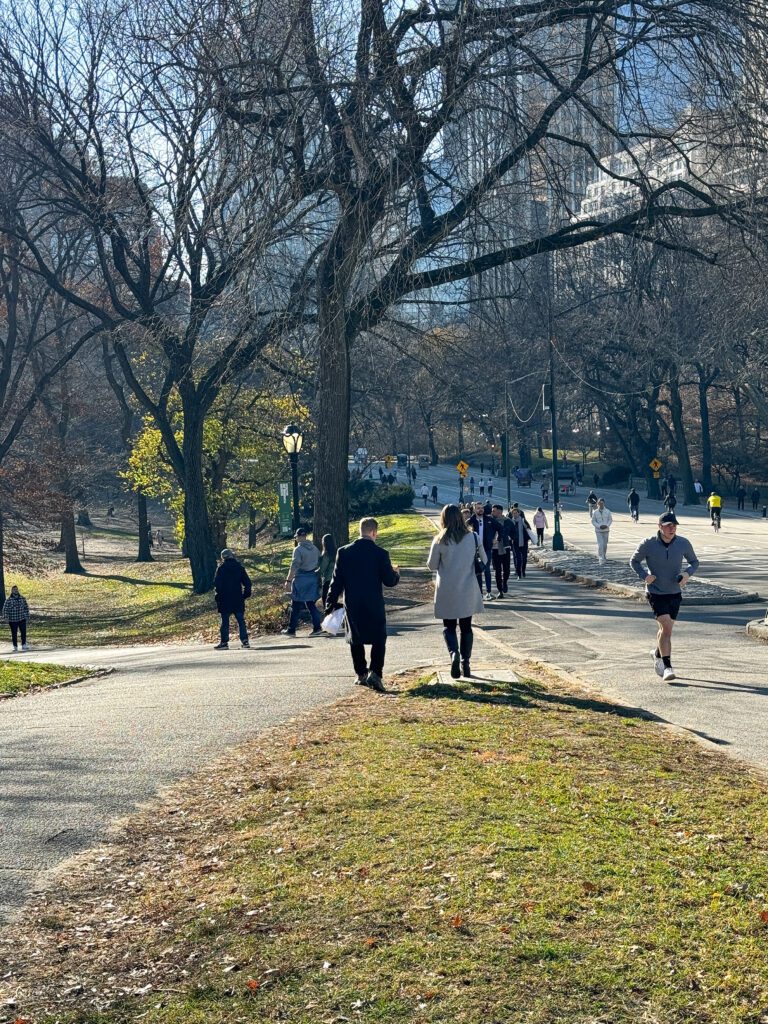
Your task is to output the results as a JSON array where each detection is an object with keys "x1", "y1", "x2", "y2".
[
  {"x1": 214, "y1": 558, "x2": 252, "y2": 614},
  {"x1": 327, "y1": 536, "x2": 399, "y2": 645}
]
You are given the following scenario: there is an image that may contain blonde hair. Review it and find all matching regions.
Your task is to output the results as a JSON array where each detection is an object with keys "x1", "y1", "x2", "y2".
[{"x1": 437, "y1": 504, "x2": 469, "y2": 545}]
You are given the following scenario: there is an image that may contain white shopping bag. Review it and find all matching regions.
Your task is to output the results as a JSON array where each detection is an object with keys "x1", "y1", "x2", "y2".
[{"x1": 321, "y1": 607, "x2": 346, "y2": 635}]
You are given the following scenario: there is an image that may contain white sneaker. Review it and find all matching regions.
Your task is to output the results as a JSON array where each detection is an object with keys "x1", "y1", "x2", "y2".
[
  {"x1": 11, "y1": 646, "x2": 17, "y2": 653},
  {"x1": 651, "y1": 650, "x2": 664, "y2": 678},
  {"x1": 484, "y1": 592, "x2": 494, "y2": 601},
  {"x1": 663, "y1": 666, "x2": 676, "y2": 682},
  {"x1": 21, "y1": 644, "x2": 28, "y2": 652}
]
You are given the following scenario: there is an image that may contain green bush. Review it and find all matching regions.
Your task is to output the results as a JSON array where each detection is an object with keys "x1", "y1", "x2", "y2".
[
  {"x1": 601, "y1": 465, "x2": 632, "y2": 486},
  {"x1": 348, "y1": 481, "x2": 414, "y2": 516}
]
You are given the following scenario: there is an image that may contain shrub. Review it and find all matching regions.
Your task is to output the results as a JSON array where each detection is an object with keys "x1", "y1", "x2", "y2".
[
  {"x1": 348, "y1": 481, "x2": 414, "y2": 516},
  {"x1": 601, "y1": 465, "x2": 632, "y2": 486}
]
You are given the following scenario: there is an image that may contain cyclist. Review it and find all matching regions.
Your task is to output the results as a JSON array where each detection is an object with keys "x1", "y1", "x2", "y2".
[{"x1": 707, "y1": 491, "x2": 722, "y2": 528}]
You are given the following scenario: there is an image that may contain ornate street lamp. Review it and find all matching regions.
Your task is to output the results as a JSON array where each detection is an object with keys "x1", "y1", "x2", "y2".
[{"x1": 282, "y1": 424, "x2": 303, "y2": 532}]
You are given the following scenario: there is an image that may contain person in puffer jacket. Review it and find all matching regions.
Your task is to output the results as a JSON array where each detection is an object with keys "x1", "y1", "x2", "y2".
[{"x1": 3, "y1": 585, "x2": 30, "y2": 652}]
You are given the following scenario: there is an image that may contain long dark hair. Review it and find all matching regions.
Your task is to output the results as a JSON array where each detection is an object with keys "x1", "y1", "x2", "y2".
[
  {"x1": 437, "y1": 504, "x2": 469, "y2": 545},
  {"x1": 321, "y1": 533, "x2": 336, "y2": 561}
]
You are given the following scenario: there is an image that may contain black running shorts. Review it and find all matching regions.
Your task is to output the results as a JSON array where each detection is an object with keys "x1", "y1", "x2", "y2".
[{"x1": 647, "y1": 593, "x2": 682, "y2": 620}]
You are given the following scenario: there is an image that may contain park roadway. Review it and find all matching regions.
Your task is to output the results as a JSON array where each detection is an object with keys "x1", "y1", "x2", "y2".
[{"x1": 1, "y1": 487, "x2": 768, "y2": 922}]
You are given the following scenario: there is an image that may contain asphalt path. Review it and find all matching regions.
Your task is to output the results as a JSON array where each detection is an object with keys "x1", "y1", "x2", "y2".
[{"x1": 2, "y1": 481, "x2": 768, "y2": 923}]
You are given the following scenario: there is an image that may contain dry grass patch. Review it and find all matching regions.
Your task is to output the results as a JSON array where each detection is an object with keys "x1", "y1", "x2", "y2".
[{"x1": 2, "y1": 670, "x2": 768, "y2": 1024}]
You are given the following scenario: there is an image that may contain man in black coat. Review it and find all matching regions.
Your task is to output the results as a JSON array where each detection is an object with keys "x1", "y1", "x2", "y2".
[
  {"x1": 213, "y1": 548, "x2": 252, "y2": 650},
  {"x1": 469, "y1": 500, "x2": 494, "y2": 599},
  {"x1": 326, "y1": 517, "x2": 400, "y2": 691}
]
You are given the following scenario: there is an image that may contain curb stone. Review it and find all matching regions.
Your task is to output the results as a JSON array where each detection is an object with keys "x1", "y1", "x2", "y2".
[
  {"x1": 0, "y1": 666, "x2": 113, "y2": 701},
  {"x1": 530, "y1": 549, "x2": 760, "y2": 606},
  {"x1": 746, "y1": 619, "x2": 768, "y2": 644}
]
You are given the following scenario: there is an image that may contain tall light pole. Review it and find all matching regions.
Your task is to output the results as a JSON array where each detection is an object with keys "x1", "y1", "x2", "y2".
[
  {"x1": 282, "y1": 424, "x2": 303, "y2": 532},
  {"x1": 546, "y1": 251, "x2": 564, "y2": 550}
]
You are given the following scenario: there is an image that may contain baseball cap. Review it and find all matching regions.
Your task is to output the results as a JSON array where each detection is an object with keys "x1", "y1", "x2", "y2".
[
  {"x1": 658, "y1": 512, "x2": 678, "y2": 526},
  {"x1": 294, "y1": 527, "x2": 308, "y2": 537}
]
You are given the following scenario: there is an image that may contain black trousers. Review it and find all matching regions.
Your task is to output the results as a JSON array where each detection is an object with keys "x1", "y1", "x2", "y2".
[
  {"x1": 350, "y1": 638, "x2": 386, "y2": 677},
  {"x1": 10, "y1": 621, "x2": 26, "y2": 645},
  {"x1": 492, "y1": 550, "x2": 510, "y2": 592},
  {"x1": 536, "y1": 527, "x2": 544, "y2": 544},
  {"x1": 512, "y1": 544, "x2": 528, "y2": 578}
]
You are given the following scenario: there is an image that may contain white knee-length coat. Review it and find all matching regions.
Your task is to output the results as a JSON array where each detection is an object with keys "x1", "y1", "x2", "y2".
[{"x1": 427, "y1": 531, "x2": 486, "y2": 620}]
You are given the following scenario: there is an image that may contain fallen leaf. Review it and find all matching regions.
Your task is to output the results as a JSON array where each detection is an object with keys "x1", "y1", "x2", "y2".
[
  {"x1": 582, "y1": 881, "x2": 599, "y2": 895},
  {"x1": 246, "y1": 978, "x2": 261, "y2": 991},
  {"x1": 759, "y1": 910, "x2": 768, "y2": 924},
  {"x1": 364, "y1": 937, "x2": 378, "y2": 948},
  {"x1": 449, "y1": 915, "x2": 465, "y2": 929}
]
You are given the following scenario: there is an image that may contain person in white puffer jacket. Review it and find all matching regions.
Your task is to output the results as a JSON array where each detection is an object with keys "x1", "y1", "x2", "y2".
[{"x1": 591, "y1": 498, "x2": 613, "y2": 564}]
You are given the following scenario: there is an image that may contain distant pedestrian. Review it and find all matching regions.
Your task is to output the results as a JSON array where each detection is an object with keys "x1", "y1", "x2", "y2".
[
  {"x1": 469, "y1": 475, "x2": 475, "y2": 496},
  {"x1": 736, "y1": 485, "x2": 747, "y2": 511},
  {"x1": 3, "y1": 585, "x2": 30, "y2": 652},
  {"x1": 627, "y1": 487, "x2": 640, "y2": 522},
  {"x1": 667, "y1": 474, "x2": 677, "y2": 496},
  {"x1": 540, "y1": 480, "x2": 549, "y2": 503},
  {"x1": 489, "y1": 503, "x2": 512, "y2": 597},
  {"x1": 533, "y1": 507, "x2": 548, "y2": 545},
  {"x1": 593, "y1": 473, "x2": 600, "y2": 487},
  {"x1": 326, "y1": 517, "x2": 400, "y2": 691},
  {"x1": 630, "y1": 512, "x2": 699, "y2": 683},
  {"x1": 479, "y1": 479, "x2": 485, "y2": 496},
  {"x1": 752, "y1": 487, "x2": 761, "y2": 511},
  {"x1": 592, "y1": 498, "x2": 613, "y2": 564},
  {"x1": 480, "y1": 462, "x2": 485, "y2": 475},
  {"x1": 378, "y1": 466, "x2": 384, "y2": 481},
  {"x1": 318, "y1": 533, "x2": 337, "y2": 608},
  {"x1": 486, "y1": 477, "x2": 493, "y2": 497},
  {"x1": 586, "y1": 490, "x2": 598, "y2": 516},
  {"x1": 427, "y1": 504, "x2": 486, "y2": 679},
  {"x1": 146, "y1": 520, "x2": 154, "y2": 548},
  {"x1": 214, "y1": 549, "x2": 252, "y2": 650},
  {"x1": 421, "y1": 482, "x2": 429, "y2": 507},
  {"x1": 155, "y1": 529, "x2": 163, "y2": 548},
  {"x1": 694, "y1": 479, "x2": 704, "y2": 496},
  {"x1": 107, "y1": 504, "x2": 114, "y2": 518},
  {"x1": 431, "y1": 484, "x2": 439, "y2": 506},
  {"x1": 663, "y1": 492, "x2": 677, "y2": 515},
  {"x1": 282, "y1": 528, "x2": 322, "y2": 637},
  {"x1": 660, "y1": 477, "x2": 668, "y2": 500}
]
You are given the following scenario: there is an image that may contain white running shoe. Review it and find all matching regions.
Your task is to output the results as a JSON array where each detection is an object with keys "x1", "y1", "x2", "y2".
[
  {"x1": 484, "y1": 592, "x2": 494, "y2": 601},
  {"x1": 21, "y1": 644, "x2": 28, "y2": 652},
  {"x1": 651, "y1": 649, "x2": 664, "y2": 678},
  {"x1": 663, "y1": 666, "x2": 676, "y2": 682}
]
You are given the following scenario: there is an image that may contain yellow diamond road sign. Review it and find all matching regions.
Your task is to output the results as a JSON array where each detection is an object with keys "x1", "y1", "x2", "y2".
[
  {"x1": 457, "y1": 460, "x2": 469, "y2": 476},
  {"x1": 649, "y1": 458, "x2": 662, "y2": 472}
]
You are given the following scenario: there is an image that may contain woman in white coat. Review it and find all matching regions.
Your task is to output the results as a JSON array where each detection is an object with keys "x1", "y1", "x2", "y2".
[{"x1": 427, "y1": 504, "x2": 487, "y2": 679}]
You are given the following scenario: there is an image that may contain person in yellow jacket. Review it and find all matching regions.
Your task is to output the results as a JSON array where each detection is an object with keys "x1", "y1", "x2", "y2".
[{"x1": 706, "y1": 491, "x2": 722, "y2": 525}]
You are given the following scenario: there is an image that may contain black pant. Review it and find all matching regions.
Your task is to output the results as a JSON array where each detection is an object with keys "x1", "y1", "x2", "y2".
[
  {"x1": 492, "y1": 550, "x2": 510, "y2": 592},
  {"x1": 442, "y1": 617, "x2": 473, "y2": 662},
  {"x1": 321, "y1": 579, "x2": 330, "y2": 606},
  {"x1": 536, "y1": 527, "x2": 544, "y2": 544},
  {"x1": 350, "y1": 638, "x2": 386, "y2": 677},
  {"x1": 10, "y1": 621, "x2": 26, "y2": 646},
  {"x1": 737, "y1": 497, "x2": 745, "y2": 510},
  {"x1": 512, "y1": 544, "x2": 528, "y2": 578}
]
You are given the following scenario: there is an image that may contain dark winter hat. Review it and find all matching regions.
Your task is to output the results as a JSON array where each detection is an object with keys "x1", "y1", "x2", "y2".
[
  {"x1": 294, "y1": 528, "x2": 308, "y2": 538},
  {"x1": 658, "y1": 513, "x2": 678, "y2": 526},
  {"x1": 220, "y1": 548, "x2": 235, "y2": 559}
]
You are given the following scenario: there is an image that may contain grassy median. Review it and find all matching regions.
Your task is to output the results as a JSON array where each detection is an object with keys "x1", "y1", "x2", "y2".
[
  {"x1": 0, "y1": 660, "x2": 91, "y2": 696},
  {"x1": 4, "y1": 668, "x2": 768, "y2": 1023}
]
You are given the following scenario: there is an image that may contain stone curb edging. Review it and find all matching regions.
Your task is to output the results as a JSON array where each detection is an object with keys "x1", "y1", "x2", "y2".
[
  {"x1": 0, "y1": 666, "x2": 114, "y2": 701},
  {"x1": 746, "y1": 619, "x2": 768, "y2": 643},
  {"x1": 529, "y1": 551, "x2": 760, "y2": 606}
]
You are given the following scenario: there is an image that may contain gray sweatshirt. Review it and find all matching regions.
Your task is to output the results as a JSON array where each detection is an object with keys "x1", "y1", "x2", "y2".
[
  {"x1": 629, "y1": 533, "x2": 699, "y2": 595},
  {"x1": 290, "y1": 539, "x2": 319, "y2": 574}
]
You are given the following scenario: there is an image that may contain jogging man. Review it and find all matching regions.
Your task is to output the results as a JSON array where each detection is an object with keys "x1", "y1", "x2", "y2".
[
  {"x1": 629, "y1": 512, "x2": 699, "y2": 682},
  {"x1": 707, "y1": 490, "x2": 722, "y2": 526}
]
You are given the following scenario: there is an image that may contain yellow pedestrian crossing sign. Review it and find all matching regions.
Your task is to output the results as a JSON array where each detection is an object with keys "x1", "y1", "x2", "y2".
[
  {"x1": 457, "y1": 460, "x2": 469, "y2": 477},
  {"x1": 649, "y1": 457, "x2": 662, "y2": 472}
]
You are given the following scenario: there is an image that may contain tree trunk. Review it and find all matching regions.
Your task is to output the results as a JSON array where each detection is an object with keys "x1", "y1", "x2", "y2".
[
  {"x1": 428, "y1": 419, "x2": 438, "y2": 466},
  {"x1": 0, "y1": 507, "x2": 5, "y2": 606},
  {"x1": 136, "y1": 491, "x2": 154, "y2": 562},
  {"x1": 182, "y1": 420, "x2": 218, "y2": 593},
  {"x1": 734, "y1": 386, "x2": 747, "y2": 451},
  {"x1": 54, "y1": 522, "x2": 66, "y2": 553},
  {"x1": 248, "y1": 506, "x2": 257, "y2": 548},
  {"x1": 697, "y1": 374, "x2": 713, "y2": 495},
  {"x1": 61, "y1": 507, "x2": 85, "y2": 574},
  {"x1": 76, "y1": 508, "x2": 93, "y2": 527},
  {"x1": 667, "y1": 377, "x2": 697, "y2": 505},
  {"x1": 456, "y1": 416, "x2": 464, "y2": 456}
]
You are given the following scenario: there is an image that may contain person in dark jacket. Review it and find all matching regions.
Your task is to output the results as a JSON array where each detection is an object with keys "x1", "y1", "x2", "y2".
[
  {"x1": 213, "y1": 549, "x2": 252, "y2": 650},
  {"x1": 508, "y1": 506, "x2": 533, "y2": 579},
  {"x1": 468, "y1": 501, "x2": 495, "y2": 599},
  {"x1": 736, "y1": 485, "x2": 747, "y2": 510},
  {"x1": 326, "y1": 517, "x2": 399, "y2": 691},
  {"x1": 752, "y1": 486, "x2": 761, "y2": 511},
  {"x1": 3, "y1": 585, "x2": 30, "y2": 652},
  {"x1": 488, "y1": 504, "x2": 512, "y2": 597}
]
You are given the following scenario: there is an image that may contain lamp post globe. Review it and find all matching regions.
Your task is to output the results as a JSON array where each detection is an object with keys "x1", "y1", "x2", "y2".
[{"x1": 282, "y1": 424, "x2": 303, "y2": 531}]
